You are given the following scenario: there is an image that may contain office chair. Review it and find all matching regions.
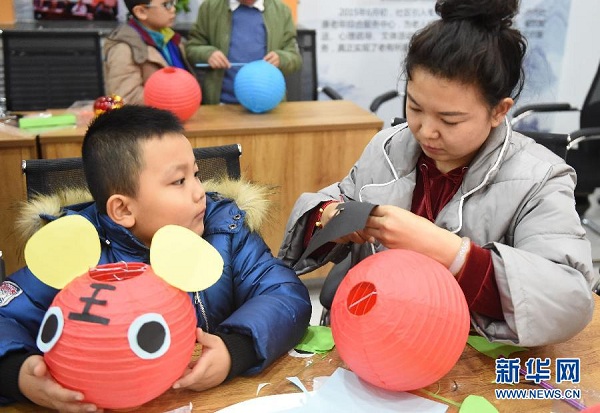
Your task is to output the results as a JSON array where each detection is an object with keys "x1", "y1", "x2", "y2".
[
  {"x1": 515, "y1": 129, "x2": 600, "y2": 235},
  {"x1": 22, "y1": 144, "x2": 242, "y2": 199},
  {"x1": 510, "y1": 58, "x2": 600, "y2": 132},
  {"x1": 318, "y1": 255, "x2": 352, "y2": 326},
  {"x1": 369, "y1": 84, "x2": 407, "y2": 127},
  {"x1": 285, "y1": 28, "x2": 343, "y2": 102},
  {"x1": 511, "y1": 61, "x2": 600, "y2": 227},
  {"x1": 2, "y1": 30, "x2": 105, "y2": 111}
]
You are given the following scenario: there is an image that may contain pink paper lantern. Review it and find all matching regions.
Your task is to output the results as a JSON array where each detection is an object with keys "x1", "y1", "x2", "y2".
[
  {"x1": 37, "y1": 262, "x2": 196, "y2": 409},
  {"x1": 144, "y1": 67, "x2": 202, "y2": 122},
  {"x1": 331, "y1": 249, "x2": 470, "y2": 391}
]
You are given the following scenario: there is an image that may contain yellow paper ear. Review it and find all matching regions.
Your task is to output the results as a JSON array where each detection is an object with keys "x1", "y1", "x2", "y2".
[
  {"x1": 24, "y1": 215, "x2": 101, "y2": 289},
  {"x1": 150, "y1": 225, "x2": 224, "y2": 292}
]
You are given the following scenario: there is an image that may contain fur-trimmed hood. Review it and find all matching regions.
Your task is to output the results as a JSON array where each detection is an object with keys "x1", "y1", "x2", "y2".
[{"x1": 15, "y1": 179, "x2": 275, "y2": 252}]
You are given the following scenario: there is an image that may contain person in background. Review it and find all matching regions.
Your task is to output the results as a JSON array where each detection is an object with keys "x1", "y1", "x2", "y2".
[
  {"x1": 185, "y1": 0, "x2": 301, "y2": 105},
  {"x1": 93, "y1": 0, "x2": 115, "y2": 20},
  {"x1": 103, "y1": 0, "x2": 194, "y2": 104},
  {"x1": 70, "y1": 0, "x2": 89, "y2": 18},
  {"x1": 0, "y1": 106, "x2": 311, "y2": 411},
  {"x1": 279, "y1": 0, "x2": 597, "y2": 347}
]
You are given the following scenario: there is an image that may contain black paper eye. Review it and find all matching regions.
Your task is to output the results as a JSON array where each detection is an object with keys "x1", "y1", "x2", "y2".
[
  {"x1": 128, "y1": 313, "x2": 171, "y2": 359},
  {"x1": 37, "y1": 306, "x2": 64, "y2": 352}
]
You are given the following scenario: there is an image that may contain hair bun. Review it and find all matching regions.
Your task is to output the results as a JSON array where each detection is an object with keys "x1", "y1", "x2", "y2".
[{"x1": 435, "y1": 0, "x2": 519, "y2": 31}]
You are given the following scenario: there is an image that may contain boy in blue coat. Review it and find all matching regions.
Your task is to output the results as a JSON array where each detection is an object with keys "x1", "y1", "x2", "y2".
[{"x1": 0, "y1": 105, "x2": 311, "y2": 412}]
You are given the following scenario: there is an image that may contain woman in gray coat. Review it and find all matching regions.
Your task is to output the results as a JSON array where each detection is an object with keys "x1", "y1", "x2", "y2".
[{"x1": 279, "y1": 0, "x2": 597, "y2": 347}]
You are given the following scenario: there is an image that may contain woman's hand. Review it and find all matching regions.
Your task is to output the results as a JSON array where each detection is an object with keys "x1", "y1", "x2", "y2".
[{"x1": 364, "y1": 205, "x2": 462, "y2": 267}]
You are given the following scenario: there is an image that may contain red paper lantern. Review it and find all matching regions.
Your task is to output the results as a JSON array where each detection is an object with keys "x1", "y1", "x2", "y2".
[
  {"x1": 331, "y1": 249, "x2": 470, "y2": 391},
  {"x1": 37, "y1": 262, "x2": 196, "y2": 410},
  {"x1": 144, "y1": 67, "x2": 202, "y2": 122}
]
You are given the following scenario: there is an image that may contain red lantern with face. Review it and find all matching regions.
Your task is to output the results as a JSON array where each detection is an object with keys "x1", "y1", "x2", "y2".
[{"x1": 37, "y1": 262, "x2": 196, "y2": 410}]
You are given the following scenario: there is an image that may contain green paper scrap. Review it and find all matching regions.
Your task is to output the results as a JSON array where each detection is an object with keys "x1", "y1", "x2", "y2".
[
  {"x1": 467, "y1": 335, "x2": 528, "y2": 359},
  {"x1": 459, "y1": 395, "x2": 499, "y2": 413},
  {"x1": 294, "y1": 326, "x2": 334, "y2": 354}
]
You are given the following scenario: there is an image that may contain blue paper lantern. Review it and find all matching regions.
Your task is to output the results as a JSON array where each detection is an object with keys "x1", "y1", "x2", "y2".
[{"x1": 234, "y1": 60, "x2": 286, "y2": 113}]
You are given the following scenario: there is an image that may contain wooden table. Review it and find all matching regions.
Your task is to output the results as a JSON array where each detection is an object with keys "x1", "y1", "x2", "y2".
[
  {"x1": 7, "y1": 294, "x2": 600, "y2": 413},
  {"x1": 0, "y1": 126, "x2": 38, "y2": 274},
  {"x1": 35, "y1": 100, "x2": 383, "y2": 279}
]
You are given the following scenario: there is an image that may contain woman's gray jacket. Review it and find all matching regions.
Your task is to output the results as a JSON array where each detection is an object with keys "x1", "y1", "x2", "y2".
[{"x1": 279, "y1": 120, "x2": 597, "y2": 347}]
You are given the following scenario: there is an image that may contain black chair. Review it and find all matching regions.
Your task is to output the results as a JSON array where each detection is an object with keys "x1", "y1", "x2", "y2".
[
  {"x1": 318, "y1": 255, "x2": 352, "y2": 326},
  {"x1": 510, "y1": 59, "x2": 600, "y2": 132},
  {"x1": 282, "y1": 28, "x2": 343, "y2": 102},
  {"x1": 22, "y1": 144, "x2": 242, "y2": 199},
  {"x1": 516, "y1": 129, "x2": 600, "y2": 235},
  {"x1": 369, "y1": 83, "x2": 407, "y2": 127},
  {"x1": 511, "y1": 61, "x2": 600, "y2": 224},
  {"x1": 564, "y1": 133, "x2": 600, "y2": 234},
  {"x1": 2, "y1": 30, "x2": 105, "y2": 111}
]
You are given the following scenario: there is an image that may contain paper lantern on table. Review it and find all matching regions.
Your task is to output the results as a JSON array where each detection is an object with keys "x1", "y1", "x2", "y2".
[
  {"x1": 234, "y1": 60, "x2": 286, "y2": 113},
  {"x1": 331, "y1": 249, "x2": 470, "y2": 391},
  {"x1": 144, "y1": 67, "x2": 202, "y2": 122},
  {"x1": 37, "y1": 263, "x2": 196, "y2": 409}
]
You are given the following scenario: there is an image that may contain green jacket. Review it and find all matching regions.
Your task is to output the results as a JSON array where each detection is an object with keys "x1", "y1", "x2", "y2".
[{"x1": 185, "y1": 0, "x2": 302, "y2": 104}]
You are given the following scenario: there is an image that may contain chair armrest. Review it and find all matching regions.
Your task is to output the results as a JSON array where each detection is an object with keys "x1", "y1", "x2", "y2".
[
  {"x1": 511, "y1": 103, "x2": 579, "y2": 126},
  {"x1": 369, "y1": 90, "x2": 399, "y2": 113},
  {"x1": 569, "y1": 127, "x2": 600, "y2": 142},
  {"x1": 391, "y1": 117, "x2": 407, "y2": 127},
  {"x1": 318, "y1": 86, "x2": 344, "y2": 100}
]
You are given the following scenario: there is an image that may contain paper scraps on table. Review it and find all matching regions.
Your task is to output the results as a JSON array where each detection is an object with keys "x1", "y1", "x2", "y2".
[
  {"x1": 216, "y1": 367, "x2": 448, "y2": 412},
  {"x1": 287, "y1": 376, "x2": 310, "y2": 394},
  {"x1": 286, "y1": 367, "x2": 447, "y2": 413},
  {"x1": 257, "y1": 382, "x2": 271, "y2": 396},
  {"x1": 298, "y1": 201, "x2": 377, "y2": 262},
  {"x1": 467, "y1": 335, "x2": 528, "y2": 359},
  {"x1": 288, "y1": 349, "x2": 314, "y2": 358},
  {"x1": 164, "y1": 402, "x2": 193, "y2": 413},
  {"x1": 215, "y1": 393, "x2": 308, "y2": 412},
  {"x1": 294, "y1": 326, "x2": 334, "y2": 354}
]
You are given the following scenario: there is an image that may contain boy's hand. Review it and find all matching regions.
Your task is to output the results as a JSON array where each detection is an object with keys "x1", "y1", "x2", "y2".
[
  {"x1": 208, "y1": 51, "x2": 231, "y2": 69},
  {"x1": 172, "y1": 329, "x2": 230, "y2": 392},
  {"x1": 263, "y1": 51, "x2": 280, "y2": 67},
  {"x1": 19, "y1": 355, "x2": 102, "y2": 412}
]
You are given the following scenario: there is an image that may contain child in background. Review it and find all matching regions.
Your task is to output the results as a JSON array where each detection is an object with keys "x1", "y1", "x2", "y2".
[
  {"x1": 185, "y1": 0, "x2": 301, "y2": 104},
  {"x1": 0, "y1": 105, "x2": 311, "y2": 411},
  {"x1": 279, "y1": 0, "x2": 596, "y2": 347},
  {"x1": 103, "y1": 0, "x2": 195, "y2": 104}
]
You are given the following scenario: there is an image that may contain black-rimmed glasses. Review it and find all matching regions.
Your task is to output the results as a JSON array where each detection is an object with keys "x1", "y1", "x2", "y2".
[{"x1": 144, "y1": 0, "x2": 177, "y2": 11}]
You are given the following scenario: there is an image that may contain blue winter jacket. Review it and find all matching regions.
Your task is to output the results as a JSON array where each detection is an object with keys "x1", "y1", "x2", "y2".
[{"x1": 0, "y1": 191, "x2": 311, "y2": 404}]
